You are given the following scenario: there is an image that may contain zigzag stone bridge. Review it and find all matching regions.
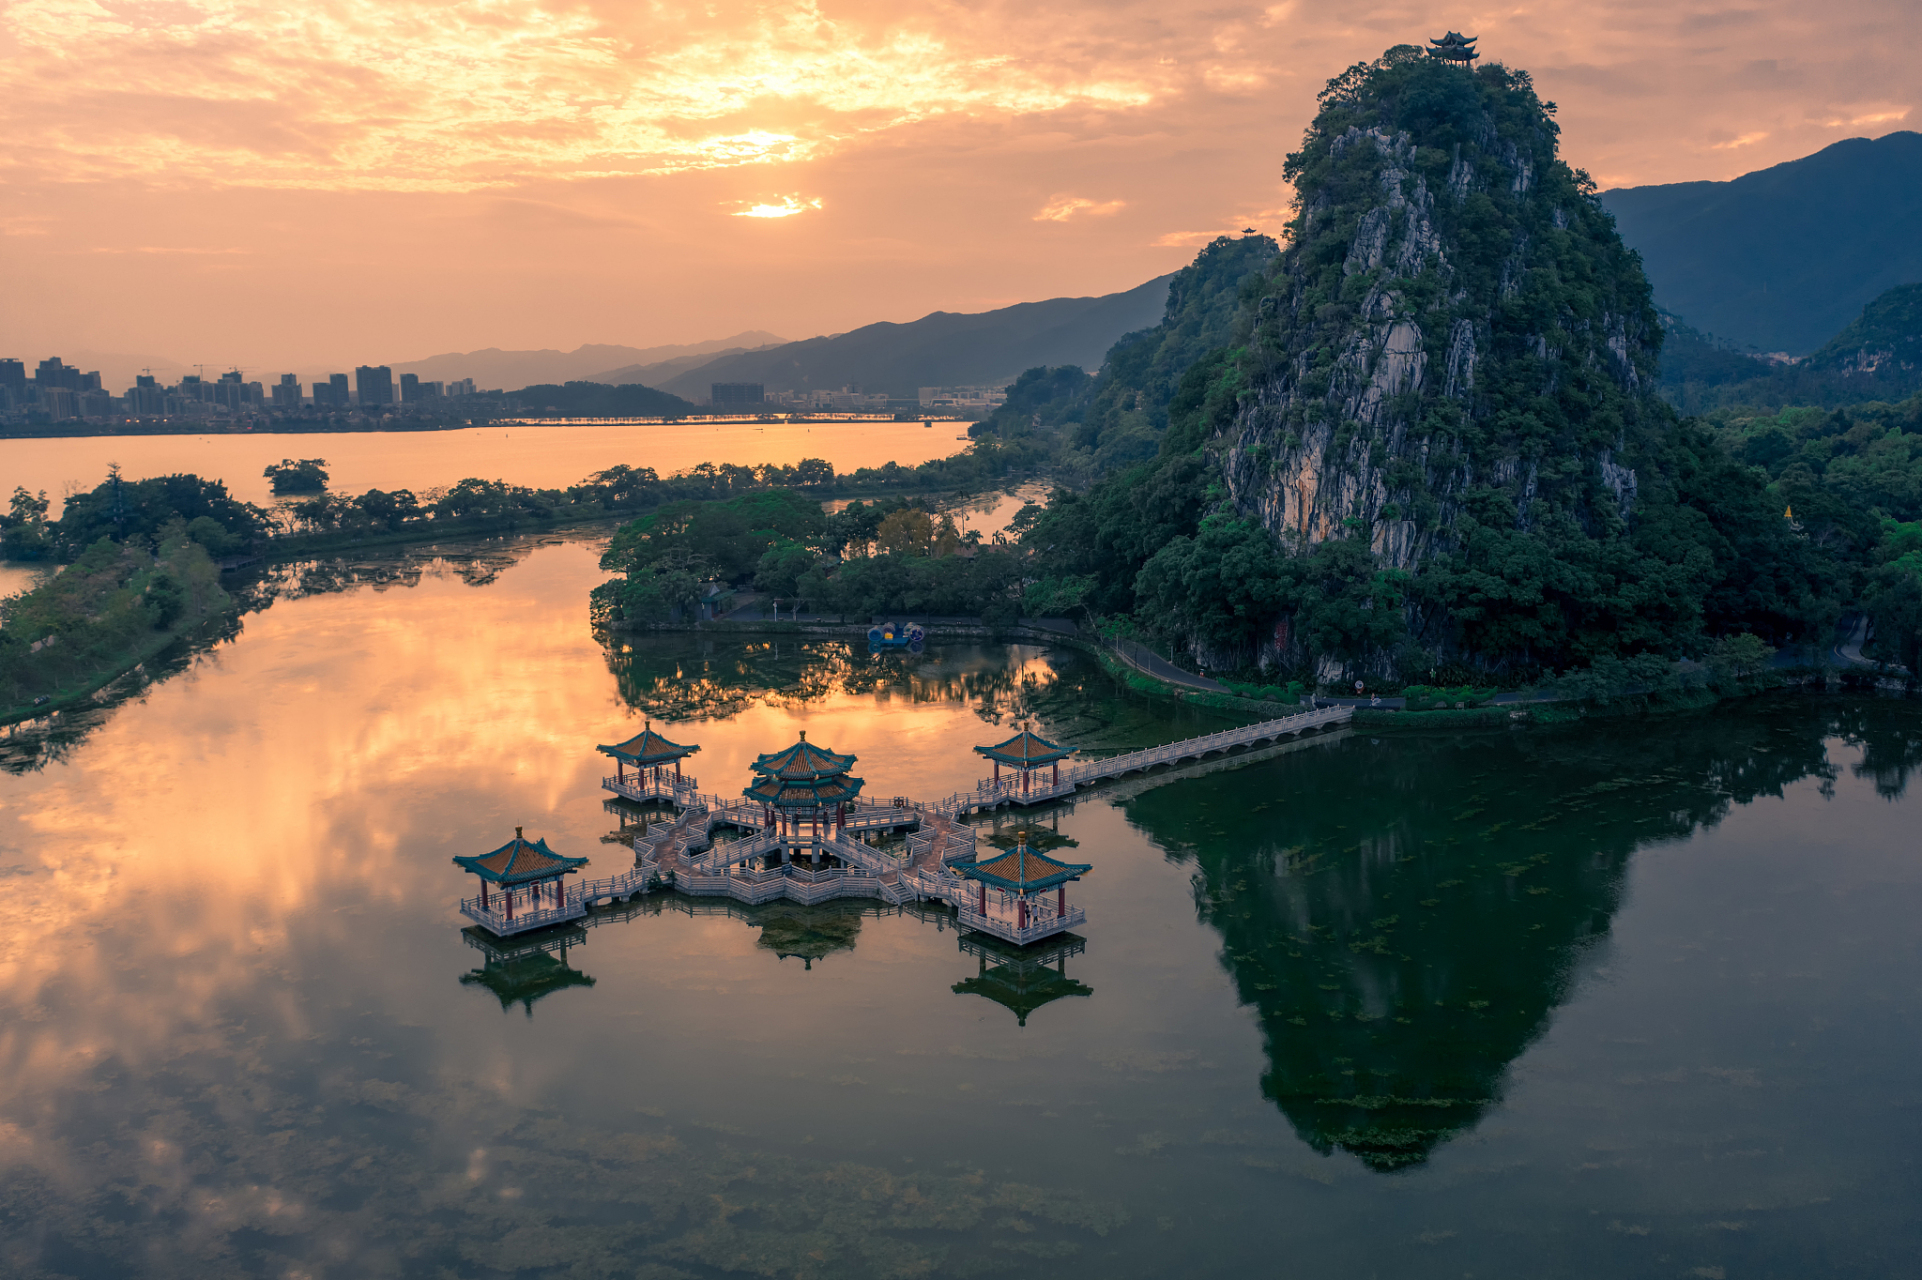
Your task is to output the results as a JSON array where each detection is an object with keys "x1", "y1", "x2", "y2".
[{"x1": 459, "y1": 704, "x2": 1352, "y2": 943}]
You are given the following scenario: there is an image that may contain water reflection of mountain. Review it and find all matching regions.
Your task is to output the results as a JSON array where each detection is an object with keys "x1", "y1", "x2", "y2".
[
  {"x1": 0, "y1": 537, "x2": 569, "y2": 774},
  {"x1": 1122, "y1": 704, "x2": 1881, "y2": 1172}
]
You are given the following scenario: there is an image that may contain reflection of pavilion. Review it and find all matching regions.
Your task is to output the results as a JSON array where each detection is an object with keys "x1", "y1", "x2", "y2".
[
  {"x1": 459, "y1": 925, "x2": 595, "y2": 1016},
  {"x1": 952, "y1": 932, "x2": 1091, "y2": 1026}
]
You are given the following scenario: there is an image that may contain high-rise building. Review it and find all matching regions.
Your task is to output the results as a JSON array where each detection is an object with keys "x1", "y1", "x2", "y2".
[
  {"x1": 313, "y1": 373, "x2": 351, "y2": 408},
  {"x1": 355, "y1": 365, "x2": 394, "y2": 408},
  {"x1": 711, "y1": 382, "x2": 765, "y2": 408},
  {"x1": 35, "y1": 358, "x2": 80, "y2": 391},
  {"x1": 79, "y1": 370, "x2": 102, "y2": 392},
  {"x1": 128, "y1": 374, "x2": 164, "y2": 415},
  {"x1": 271, "y1": 374, "x2": 301, "y2": 410},
  {"x1": 0, "y1": 359, "x2": 25, "y2": 396},
  {"x1": 41, "y1": 387, "x2": 79, "y2": 420},
  {"x1": 448, "y1": 378, "x2": 476, "y2": 398}
]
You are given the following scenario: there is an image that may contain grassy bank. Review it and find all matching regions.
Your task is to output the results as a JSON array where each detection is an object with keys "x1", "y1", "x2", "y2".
[{"x1": 1, "y1": 531, "x2": 233, "y2": 725}]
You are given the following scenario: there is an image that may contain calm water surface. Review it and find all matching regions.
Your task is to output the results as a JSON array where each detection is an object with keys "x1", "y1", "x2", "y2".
[
  {"x1": 2, "y1": 419, "x2": 964, "y2": 514},
  {"x1": 1, "y1": 534, "x2": 1918, "y2": 1278}
]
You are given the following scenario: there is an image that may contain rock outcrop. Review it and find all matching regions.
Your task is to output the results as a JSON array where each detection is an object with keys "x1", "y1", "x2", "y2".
[{"x1": 1220, "y1": 49, "x2": 1666, "y2": 588}]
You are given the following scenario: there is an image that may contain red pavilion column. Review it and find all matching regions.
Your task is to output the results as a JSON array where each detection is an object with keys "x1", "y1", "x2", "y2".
[
  {"x1": 993, "y1": 760, "x2": 1000, "y2": 786},
  {"x1": 1053, "y1": 762, "x2": 1059, "y2": 787},
  {"x1": 1017, "y1": 896, "x2": 1027, "y2": 929},
  {"x1": 481, "y1": 880, "x2": 489, "y2": 910},
  {"x1": 1057, "y1": 885, "x2": 1065, "y2": 915}
]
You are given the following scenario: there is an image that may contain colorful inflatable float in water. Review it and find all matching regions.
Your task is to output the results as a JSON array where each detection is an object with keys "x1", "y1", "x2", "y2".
[{"x1": 867, "y1": 621, "x2": 925, "y2": 652}]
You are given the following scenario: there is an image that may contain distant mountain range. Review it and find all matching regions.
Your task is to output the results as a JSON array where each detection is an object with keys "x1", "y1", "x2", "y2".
[
  {"x1": 1603, "y1": 131, "x2": 1922, "y2": 355},
  {"x1": 645, "y1": 276, "x2": 1174, "y2": 401},
  {"x1": 388, "y1": 334, "x2": 786, "y2": 391}
]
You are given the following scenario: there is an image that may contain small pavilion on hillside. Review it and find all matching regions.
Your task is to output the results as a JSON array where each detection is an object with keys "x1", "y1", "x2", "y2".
[
  {"x1": 743, "y1": 731, "x2": 866, "y2": 865},
  {"x1": 974, "y1": 724, "x2": 1073, "y2": 797},
  {"x1": 453, "y1": 827, "x2": 589, "y2": 928},
  {"x1": 597, "y1": 722, "x2": 700, "y2": 794},
  {"x1": 957, "y1": 840, "x2": 1092, "y2": 945},
  {"x1": 1427, "y1": 31, "x2": 1478, "y2": 62}
]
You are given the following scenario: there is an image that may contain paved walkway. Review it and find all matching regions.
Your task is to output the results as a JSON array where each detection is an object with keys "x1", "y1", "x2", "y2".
[{"x1": 1112, "y1": 638, "x2": 1227, "y2": 693}]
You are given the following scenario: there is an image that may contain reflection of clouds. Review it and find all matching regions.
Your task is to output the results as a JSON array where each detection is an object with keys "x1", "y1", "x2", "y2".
[
  {"x1": 0, "y1": 542, "x2": 614, "y2": 1057},
  {"x1": 0, "y1": 543, "x2": 1134, "y2": 1134}
]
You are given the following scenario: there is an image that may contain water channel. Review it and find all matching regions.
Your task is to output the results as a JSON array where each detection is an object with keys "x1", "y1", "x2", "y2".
[
  {"x1": 2, "y1": 530, "x2": 1918, "y2": 1278},
  {"x1": 1, "y1": 418, "x2": 966, "y2": 514}
]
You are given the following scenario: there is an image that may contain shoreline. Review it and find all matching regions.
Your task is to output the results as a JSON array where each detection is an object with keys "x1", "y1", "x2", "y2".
[{"x1": 609, "y1": 615, "x2": 1908, "y2": 724}]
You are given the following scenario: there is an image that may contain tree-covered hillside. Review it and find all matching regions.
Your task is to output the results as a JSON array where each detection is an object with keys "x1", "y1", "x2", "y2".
[
  {"x1": 1021, "y1": 46, "x2": 1870, "y2": 684},
  {"x1": 512, "y1": 381, "x2": 695, "y2": 418},
  {"x1": 1602, "y1": 130, "x2": 1922, "y2": 355},
  {"x1": 1659, "y1": 285, "x2": 1922, "y2": 414},
  {"x1": 968, "y1": 233, "x2": 1279, "y2": 480}
]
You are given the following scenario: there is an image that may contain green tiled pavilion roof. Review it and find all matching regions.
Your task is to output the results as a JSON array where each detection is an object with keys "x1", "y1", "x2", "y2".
[
  {"x1": 597, "y1": 721, "x2": 701, "y2": 765},
  {"x1": 974, "y1": 726, "x2": 1072, "y2": 766},
  {"x1": 959, "y1": 842, "x2": 1091, "y2": 892},
  {"x1": 744, "y1": 771, "x2": 866, "y2": 809},
  {"x1": 452, "y1": 828, "x2": 589, "y2": 885},
  {"x1": 750, "y1": 731, "x2": 858, "y2": 781}
]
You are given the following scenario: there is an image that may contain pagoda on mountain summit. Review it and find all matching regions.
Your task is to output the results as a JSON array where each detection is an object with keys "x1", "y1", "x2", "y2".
[{"x1": 1427, "y1": 31, "x2": 1478, "y2": 63}]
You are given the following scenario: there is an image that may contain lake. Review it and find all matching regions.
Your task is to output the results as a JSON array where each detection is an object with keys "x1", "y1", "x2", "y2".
[
  {"x1": 2, "y1": 531, "x2": 1918, "y2": 1278},
  {"x1": 1, "y1": 418, "x2": 969, "y2": 514}
]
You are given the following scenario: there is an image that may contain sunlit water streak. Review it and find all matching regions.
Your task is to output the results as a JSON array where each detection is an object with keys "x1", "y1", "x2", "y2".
[{"x1": 0, "y1": 532, "x2": 1918, "y2": 1278}]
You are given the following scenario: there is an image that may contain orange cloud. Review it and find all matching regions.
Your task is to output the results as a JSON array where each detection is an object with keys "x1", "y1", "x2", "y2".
[
  {"x1": 1035, "y1": 195, "x2": 1127, "y2": 221},
  {"x1": 0, "y1": 0, "x2": 1171, "y2": 192}
]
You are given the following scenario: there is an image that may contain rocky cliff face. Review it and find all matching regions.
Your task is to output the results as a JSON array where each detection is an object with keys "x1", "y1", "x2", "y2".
[{"x1": 1221, "y1": 49, "x2": 1665, "y2": 587}]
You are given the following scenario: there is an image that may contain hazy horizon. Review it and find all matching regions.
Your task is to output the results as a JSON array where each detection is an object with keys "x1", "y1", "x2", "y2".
[{"x1": 4, "y1": 0, "x2": 1916, "y2": 375}]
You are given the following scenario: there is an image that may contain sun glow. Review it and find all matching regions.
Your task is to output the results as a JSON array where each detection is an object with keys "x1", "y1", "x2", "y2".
[{"x1": 732, "y1": 195, "x2": 823, "y2": 219}]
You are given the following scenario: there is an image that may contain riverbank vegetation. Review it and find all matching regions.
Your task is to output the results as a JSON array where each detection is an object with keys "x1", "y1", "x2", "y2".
[{"x1": 0, "y1": 524, "x2": 229, "y2": 721}]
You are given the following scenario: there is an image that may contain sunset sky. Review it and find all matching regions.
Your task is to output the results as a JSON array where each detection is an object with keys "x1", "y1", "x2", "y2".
[{"x1": 2, "y1": 0, "x2": 1916, "y2": 379}]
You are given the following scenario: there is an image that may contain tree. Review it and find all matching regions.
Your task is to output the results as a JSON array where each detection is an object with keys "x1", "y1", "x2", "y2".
[
  {"x1": 1, "y1": 487, "x2": 51, "y2": 561},
  {"x1": 264, "y1": 459, "x2": 330, "y2": 494},
  {"x1": 876, "y1": 509, "x2": 934, "y2": 557},
  {"x1": 1706, "y1": 633, "x2": 1776, "y2": 683}
]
